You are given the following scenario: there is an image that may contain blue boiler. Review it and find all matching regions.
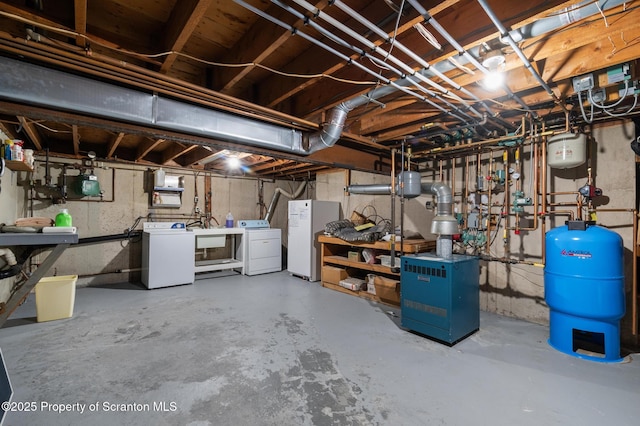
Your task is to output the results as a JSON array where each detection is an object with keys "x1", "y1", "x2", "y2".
[
  {"x1": 544, "y1": 221, "x2": 625, "y2": 362},
  {"x1": 401, "y1": 254, "x2": 480, "y2": 345}
]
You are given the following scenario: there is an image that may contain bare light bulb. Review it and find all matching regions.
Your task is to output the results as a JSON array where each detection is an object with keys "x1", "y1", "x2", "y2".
[
  {"x1": 481, "y1": 50, "x2": 506, "y2": 91},
  {"x1": 227, "y1": 156, "x2": 241, "y2": 169}
]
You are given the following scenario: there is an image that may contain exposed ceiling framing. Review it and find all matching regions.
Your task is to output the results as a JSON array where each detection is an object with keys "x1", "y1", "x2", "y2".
[{"x1": 0, "y1": 0, "x2": 638, "y2": 180}]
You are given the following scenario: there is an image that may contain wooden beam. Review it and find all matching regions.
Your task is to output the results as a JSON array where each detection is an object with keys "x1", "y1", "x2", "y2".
[
  {"x1": 106, "y1": 132, "x2": 125, "y2": 159},
  {"x1": 248, "y1": 158, "x2": 289, "y2": 173},
  {"x1": 160, "y1": 0, "x2": 214, "y2": 73},
  {"x1": 136, "y1": 138, "x2": 165, "y2": 162},
  {"x1": 259, "y1": 0, "x2": 464, "y2": 109},
  {"x1": 216, "y1": 1, "x2": 331, "y2": 95},
  {"x1": 0, "y1": 122, "x2": 17, "y2": 141},
  {"x1": 307, "y1": 144, "x2": 387, "y2": 171},
  {"x1": 161, "y1": 143, "x2": 197, "y2": 165},
  {"x1": 74, "y1": 0, "x2": 87, "y2": 47},
  {"x1": 16, "y1": 116, "x2": 43, "y2": 151},
  {"x1": 0, "y1": 3, "x2": 161, "y2": 67},
  {"x1": 71, "y1": 125, "x2": 80, "y2": 156},
  {"x1": 180, "y1": 146, "x2": 224, "y2": 167}
]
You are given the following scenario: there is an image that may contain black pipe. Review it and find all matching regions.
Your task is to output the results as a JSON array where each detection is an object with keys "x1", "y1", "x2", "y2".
[
  {"x1": 0, "y1": 264, "x2": 21, "y2": 280},
  {"x1": 77, "y1": 231, "x2": 142, "y2": 245}
]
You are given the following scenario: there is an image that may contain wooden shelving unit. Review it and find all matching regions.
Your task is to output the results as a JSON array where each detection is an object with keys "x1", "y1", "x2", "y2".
[{"x1": 318, "y1": 235, "x2": 436, "y2": 306}]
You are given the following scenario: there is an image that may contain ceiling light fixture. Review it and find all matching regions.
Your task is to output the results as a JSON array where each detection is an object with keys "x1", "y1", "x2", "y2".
[{"x1": 481, "y1": 50, "x2": 506, "y2": 91}]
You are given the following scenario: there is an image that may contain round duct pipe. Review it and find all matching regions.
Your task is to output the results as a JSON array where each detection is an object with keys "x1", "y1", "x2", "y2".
[{"x1": 345, "y1": 171, "x2": 421, "y2": 198}]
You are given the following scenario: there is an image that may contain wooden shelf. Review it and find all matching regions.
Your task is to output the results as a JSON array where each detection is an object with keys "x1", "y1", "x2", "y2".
[
  {"x1": 4, "y1": 160, "x2": 33, "y2": 172},
  {"x1": 318, "y1": 235, "x2": 435, "y2": 254},
  {"x1": 319, "y1": 234, "x2": 436, "y2": 306},
  {"x1": 323, "y1": 255, "x2": 400, "y2": 275},
  {"x1": 322, "y1": 281, "x2": 399, "y2": 307}
]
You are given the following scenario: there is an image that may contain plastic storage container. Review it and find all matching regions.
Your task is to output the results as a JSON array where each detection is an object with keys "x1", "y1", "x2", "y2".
[
  {"x1": 55, "y1": 209, "x2": 72, "y2": 227},
  {"x1": 35, "y1": 275, "x2": 78, "y2": 322}
]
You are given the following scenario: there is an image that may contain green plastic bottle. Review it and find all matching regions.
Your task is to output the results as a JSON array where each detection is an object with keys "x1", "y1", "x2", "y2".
[{"x1": 55, "y1": 209, "x2": 72, "y2": 227}]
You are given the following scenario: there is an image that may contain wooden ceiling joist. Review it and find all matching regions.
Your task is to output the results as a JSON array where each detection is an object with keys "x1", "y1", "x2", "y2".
[{"x1": 16, "y1": 116, "x2": 42, "y2": 151}]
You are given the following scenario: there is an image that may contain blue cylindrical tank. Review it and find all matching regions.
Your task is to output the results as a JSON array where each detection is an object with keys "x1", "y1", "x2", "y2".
[{"x1": 544, "y1": 222, "x2": 625, "y2": 362}]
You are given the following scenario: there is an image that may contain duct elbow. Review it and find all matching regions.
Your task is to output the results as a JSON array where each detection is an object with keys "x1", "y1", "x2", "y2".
[
  {"x1": 304, "y1": 103, "x2": 352, "y2": 154},
  {"x1": 421, "y1": 181, "x2": 453, "y2": 204}
]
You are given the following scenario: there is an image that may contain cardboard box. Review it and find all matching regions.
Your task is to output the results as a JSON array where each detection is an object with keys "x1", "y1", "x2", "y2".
[
  {"x1": 377, "y1": 255, "x2": 399, "y2": 267},
  {"x1": 347, "y1": 251, "x2": 361, "y2": 262},
  {"x1": 374, "y1": 276, "x2": 400, "y2": 305},
  {"x1": 339, "y1": 277, "x2": 365, "y2": 291},
  {"x1": 322, "y1": 265, "x2": 348, "y2": 285}
]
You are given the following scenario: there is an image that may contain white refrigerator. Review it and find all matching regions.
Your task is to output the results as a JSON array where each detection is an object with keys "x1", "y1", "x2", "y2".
[{"x1": 287, "y1": 199, "x2": 340, "y2": 281}]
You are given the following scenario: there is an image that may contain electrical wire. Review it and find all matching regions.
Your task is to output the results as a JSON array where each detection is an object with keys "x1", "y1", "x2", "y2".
[
  {"x1": 0, "y1": 11, "x2": 380, "y2": 87},
  {"x1": 602, "y1": 94, "x2": 638, "y2": 117},
  {"x1": 384, "y1": 0, "x2": 406, "y2": 59},
  {"x1": 578, "y1": 90, "x2": 594, "y2": 123},
  {"x1": 588, "y1": 80, "x2": 629, "y2": 109}
]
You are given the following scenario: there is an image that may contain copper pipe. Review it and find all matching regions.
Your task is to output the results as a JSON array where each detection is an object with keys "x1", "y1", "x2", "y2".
[
  {"x1": 503, "y1": 149, "x2": 510, "y2": 256},
  {"x1": 486, "y1": 154, "x2": 494, "y2": 254},
  {"x1": 464, "y1": 155, "x2": 470, "y2": 218},
  {"x1": 593, "y1": 208, "x2": 636, "y2": 213},
  {"x1": 390, "y1": 149, "x2": 396, "y2": 266},
  {"x1": 451, "y1": 157, "x2": 456, "y2": 214},
  {"x1": 546, "y1": 210, "x2": 575, "y2": 220},
  {"x1": 507, "y1": 139, "x2": 542, "y2": 232},
  {"x1": 541, "y1": 125, "x2": 548, "y2": 263},
  {"x1": 633, "y1": 210, "x2": 638, "y2": 336},
  {"x1": 548, "y1": 202, "x2": 581, "y2": 207},
  {"x1": 548, "y1": 191, "x2": 581, "y2": 196}
]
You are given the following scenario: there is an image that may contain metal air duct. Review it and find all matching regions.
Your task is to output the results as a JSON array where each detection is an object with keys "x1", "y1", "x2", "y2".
[{"x1": 0, "y1": 56, "x2": 306, "y2": 155}]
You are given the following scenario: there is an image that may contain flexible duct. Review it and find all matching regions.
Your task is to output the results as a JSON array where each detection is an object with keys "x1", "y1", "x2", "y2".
[{"x1": 263, "y1": 181, "x2": 307, "y2": 222}]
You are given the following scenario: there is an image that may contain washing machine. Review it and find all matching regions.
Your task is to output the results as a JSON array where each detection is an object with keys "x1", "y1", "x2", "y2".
[{"x1": 141, "y1": 222, "x2": 195, "y2": 289}]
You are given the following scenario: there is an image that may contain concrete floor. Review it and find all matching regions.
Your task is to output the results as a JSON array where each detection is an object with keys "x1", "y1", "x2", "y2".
[{"x1": 1, "y1": 271, "x2": 639, "y2": 426}]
